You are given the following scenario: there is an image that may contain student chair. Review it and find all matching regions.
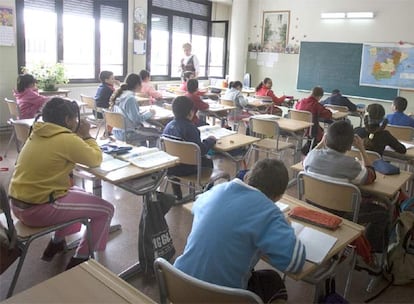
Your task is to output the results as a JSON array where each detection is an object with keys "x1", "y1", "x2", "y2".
[
  {"x1": 385, "y1": 124, "x2": 414, "y2": 142},
  {"x1": 247, "y1": 117, "x2": 294, "y2": 163},
  {"x1": 345, "y1": 148, "x2": 381, "y2": 163},
  {"x1": 297, "y1": 171, "x2": 361, "y2": 301},
  {"x1": 154, "y1": 257, "x2": 263, "y2": 304},
  {"x1": 288, "y1": 109, "x2": 315, "y2": 151},
  {"x1": 3, "y1": 98, "x2": 20, "y2": 158},
  {"x1": 10, "y1": 121, "x2": 31, "y2": 153},
  {"x1": 160, "y1": 136, "x2": 230, "y2": 203},
  {"x1": 80, "y1": 94, "x2": 105, "y2": 139},
  {"x1": 324, "y1": 104, "x2": 349, "y2": 113},
  {"x1": 219, "y1": 98, "x2": 239, "y2": 130},
  {"x1": 103, "y1": 110, "x2": 127, "y2": 142},
  {"x1": 0, "y1": 185, "x2": 94, "y2": 298}
]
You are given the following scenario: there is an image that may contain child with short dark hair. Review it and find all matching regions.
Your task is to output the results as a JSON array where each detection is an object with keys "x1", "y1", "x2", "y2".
[
  {"x1": 185, "y1": 79, "x2": 209, "y2": 126},
  {"x1": 162, "y1": 96, "x2": 216, "y2": 200},
  {"x1": 304, "y1": 120, "x2": 389, "y2": 269},
  {"x1": 386, "y1": 96, "x2": 414, "y2": 128},
  {"x1": 95, "y1": 70, "x2": 116, "y2": 111},
  {"x1": 13, "y1": 74, "x2": 49, "y2": 119},
  {"x1": 355, "y1": 103, "x2": 406, "y2": 155}
]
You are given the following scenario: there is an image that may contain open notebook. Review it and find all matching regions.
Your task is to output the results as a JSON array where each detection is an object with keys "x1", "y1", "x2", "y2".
[
  {"x1": 94, "y1": 153, "x2": 130, "y2": 173},
  {"x1": 252, "y1": 114, "x2": 281, "y2": 120},
  {"x1": 198, "y1": 125, "x2": 236, "y2": 141},
  {"x1": 291, "y1": 222, "x2": 338, "y2": 264},
  {"x1": 385, "y1": 141, "x2": 414, "y2": 151},
  {"x1": 117, "y1": 147, "x2": 179, "y2": 169}
]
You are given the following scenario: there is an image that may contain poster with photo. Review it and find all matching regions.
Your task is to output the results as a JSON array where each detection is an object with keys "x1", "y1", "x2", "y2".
[{"x1": 0, "y1": 7, "x2": 15, "y2": 46}]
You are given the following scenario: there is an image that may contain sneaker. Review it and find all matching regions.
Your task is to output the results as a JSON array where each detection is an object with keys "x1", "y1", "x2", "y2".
[
  {"x1": 355, "y1": 254, "x2": 383, "y2": 276},
  {"x1": 66, "y1": 257, "x2": 89, "y2": 270},
  {"x1": 41, "y1": 239, "x2": 67, "y2": 262}
]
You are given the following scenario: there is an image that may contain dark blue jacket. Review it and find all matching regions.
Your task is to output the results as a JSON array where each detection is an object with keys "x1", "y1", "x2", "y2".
[
  {"x1": 321, "y1": 94, "x2": 357, "y2": 112},
  {"x1": 95, "y1": 83, "x2": 113, "y2": 108}
]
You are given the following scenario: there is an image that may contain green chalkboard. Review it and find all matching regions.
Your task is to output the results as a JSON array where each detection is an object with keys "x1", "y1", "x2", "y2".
[{"x1": 297, "y1": 41, "x2": 398, "y2": 101}]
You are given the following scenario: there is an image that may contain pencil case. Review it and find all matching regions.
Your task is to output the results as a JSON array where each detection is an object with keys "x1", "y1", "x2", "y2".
[
  {"x1": 289, "y1": 206, "x2": 342, "y2": 230},
  {"x1": 100, "y1": 144, "x2": 132, "y2": 155}
]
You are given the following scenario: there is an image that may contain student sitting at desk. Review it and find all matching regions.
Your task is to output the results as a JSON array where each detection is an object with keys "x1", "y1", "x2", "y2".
[
  {"x1": 386, "y1": 96, "x2": 414, "y2": 128},
  {"x1": 8, "y1": 98, "x2": 114, "y2": 270},
  {"x1": 255, "y1": 77, "x2": 286, "y2": 115},
  {"x1": 222, "y1": 80, "x2": 251, "y2": 121},
  {"x1": 109, "y1": 73, "x2": 161, "y2": 147},
  {"x1": 95, "y1": 70, "x2": 117, "y2": 118},
  {"x1": 162, "y1": 96, "x2": 216, "y2": 200},
  {"x1": 295, "y1": 86, "x2": 333, "y2": 155},
  {"x1": 321, "y1": 89, "x2": 357, "y2": 112},
  {"x1": 354, "y1": 103, "x2": 406, "y2": 156},
  {"x1": 179, "y1": 71, "x2": 195, "y2": 92},
  {"x1": 13, "y1": 73, "x2": 49, "y2": 119},
  {"x1": 174, "y1": 159, "x2": 305, "y2": 303},
  {"x1": 185, "y1": 79, "x2": 209, "y2": 126},
  {"x1": 304, "y1": 120, "x2": 389, "y2": 272},
  {"x1": 139, "y1": 69, "x2": 163, "y2": 104}
]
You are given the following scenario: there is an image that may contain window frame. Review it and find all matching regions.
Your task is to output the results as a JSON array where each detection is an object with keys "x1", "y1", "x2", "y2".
[
  {"x1": 15, "y1": 0, "x2": 128, "y2": 83},
  {"x1": 147, "y1": 0, "x2": 227, "y2": 81}
]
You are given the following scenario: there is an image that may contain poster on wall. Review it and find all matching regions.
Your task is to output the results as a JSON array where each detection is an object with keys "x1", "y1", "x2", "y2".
[
  {"x1": 0, "y1": 7, "x2": 15, "y2": 46},
  {"x1": 262, "y1": 10, "x2": 290, "y2": 53},
  {"x1": 133, "y1": 22, "x2": 146, "y2": 54}
]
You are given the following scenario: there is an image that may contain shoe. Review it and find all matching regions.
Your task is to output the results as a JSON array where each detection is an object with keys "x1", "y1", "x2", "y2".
[
  {"x1": 355, "y1": 254, "x2": 383, "y2": 276},
  {"x1": 66, "y1": 257, "x2": 89, "y2": 270},
  {"x1": 41, "y1": 239, "x2": 67, "y2": 262}
]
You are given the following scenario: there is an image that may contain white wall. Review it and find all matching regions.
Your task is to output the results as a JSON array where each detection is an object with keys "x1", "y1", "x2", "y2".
[{"x1": 247, "y1": 0, "x2": 414, "y2": 112}]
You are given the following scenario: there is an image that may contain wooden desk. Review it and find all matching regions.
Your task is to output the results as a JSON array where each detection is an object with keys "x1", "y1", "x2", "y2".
[
  {"x1": 38, "y1": 89, "x2": 70, "y2": 97},
  {"x1": 182, "y1": 194, "x2": 364, "y2": 281},
  {"x1": 2, "y1": 260, "x2": 155, "y2": 304},
  {"x1": 280, "y1": 195, "x2": 364, "y2": 280},
  {"x1": 140, "y1": 105, "x2": 174, "y2": 127},
  {"x1": 81, "y1": 149, "x2": 179, "y2": 279},
  {"x1": 291, "y1": 162, "x2": 413, "y2": 198},
  {"x1": 135, "y1": 95, "x2": 151, "y2": 105},
  {"x1": 214, "y1": 133, "x2": 259, "y2": 153},
  {"x1": 331, "y1": 111, "x2": 348, "y2": 120}
]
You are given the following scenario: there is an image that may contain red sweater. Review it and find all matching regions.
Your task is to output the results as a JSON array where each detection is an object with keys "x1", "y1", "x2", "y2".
[
  {"x1": 256, "y1": 86, "x2": 286, "y2": 105},
  {"x1": 185, "y1": 92, "x2": 209, "y2": 125}
]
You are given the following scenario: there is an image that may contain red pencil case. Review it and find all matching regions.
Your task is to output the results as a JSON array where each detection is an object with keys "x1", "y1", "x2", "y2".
[{"x1": 289, "y1": 206, "x2": 343, "y2": 230}]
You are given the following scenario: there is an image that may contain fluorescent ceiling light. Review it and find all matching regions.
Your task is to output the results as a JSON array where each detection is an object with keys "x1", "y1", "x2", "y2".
[
  {"x1": 320, "y1": 12, "x2": 346, "y2": 19},
  {"x1": 346, "y1": 12, "x2": 374, "y2": 19}
]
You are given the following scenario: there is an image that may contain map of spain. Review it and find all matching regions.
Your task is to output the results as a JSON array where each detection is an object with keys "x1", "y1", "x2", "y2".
[{"x1": 360, "y1": 44, "x2": 414, "y2": 90}]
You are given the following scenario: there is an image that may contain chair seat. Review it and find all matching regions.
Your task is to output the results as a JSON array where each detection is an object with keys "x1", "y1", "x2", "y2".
[{"x1": 253, "y1": 138, "x2": 294, "y2": 151}]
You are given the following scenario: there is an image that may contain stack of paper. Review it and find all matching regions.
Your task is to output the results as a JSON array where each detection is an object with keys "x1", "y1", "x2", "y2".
[
  {"x1": 291, "y1": 222, "x2": 338, "y2": 264},
  {"x1": 198, "y1": 125, "x2": 236, "y2": 141},
  {"x1": 118, "y1": 147, "x2": 179, "y2": 169},
  {"x1": 95, "y1": 153, "x2": 130, "y2": 173}
]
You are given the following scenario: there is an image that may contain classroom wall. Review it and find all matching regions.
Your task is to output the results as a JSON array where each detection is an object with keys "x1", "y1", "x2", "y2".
[{"x1": 246, "y1": 0, "x2": 414, "y2": 113}]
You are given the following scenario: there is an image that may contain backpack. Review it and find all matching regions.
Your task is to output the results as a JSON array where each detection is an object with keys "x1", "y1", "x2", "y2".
[{"x1": 386, "y1": 211, "x2": 414, "y2": 285}]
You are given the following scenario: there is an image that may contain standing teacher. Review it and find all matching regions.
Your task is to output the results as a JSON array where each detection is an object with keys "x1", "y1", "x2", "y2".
[{"x1": 180, "y1": 42, "x2": 200, "y2": 78}]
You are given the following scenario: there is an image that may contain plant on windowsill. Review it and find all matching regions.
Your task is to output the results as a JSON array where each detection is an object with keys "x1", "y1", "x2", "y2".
[{"x1": 21, "y1": 62, "x2": 69, "y2": 91}]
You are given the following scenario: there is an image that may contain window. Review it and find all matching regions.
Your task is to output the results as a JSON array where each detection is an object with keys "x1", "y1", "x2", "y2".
[
  {"x1": 148, "y1": 0, "x2": 227, "y2": 80},
  {"x1": 16, "y1": 0, "x2": 128, "y2": 82}
]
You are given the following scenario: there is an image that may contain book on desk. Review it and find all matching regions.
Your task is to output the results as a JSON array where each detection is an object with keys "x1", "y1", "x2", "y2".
[{"x1": 291, "y1": 222, "x2": 338, "y2": 264}]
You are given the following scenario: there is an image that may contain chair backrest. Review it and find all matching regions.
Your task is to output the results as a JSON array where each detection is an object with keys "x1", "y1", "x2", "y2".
[
  {"x1": 249, "y1": 117, "x2": 281, "y2": 141},
  {"x1": 5, "y1": 98, "x2": 20, "y2": 120},
  {"x1": 103, "y1": 110, "x2": 127, "y2": 140},
  {"x1": 154, "y1": 257, "x2": 263, "y2": 304},
  {"x1": 297, "y1": 171, "x2": 361, "y2": 222},
  {"x1": 12, "y1": 121, "x2": 31, "y2": 146},
  {"x1": 325, "y1": 104, "x2": 349, "y2": 113},
  {"x1": 345, "y1": 148, "x2": 381, "y2": 163},
  {"x1": 289, "y1": 109, "x2": 312, "y2": 123},
  {"x1": 385, "y1": 124, "x2": 414, "y2": 141},
  {"x1": 219, "y1": 98, "x2": 234, "y2": 107},
  {"x1": 80, "y1": 94, "x2": 96, "y2": 110}
]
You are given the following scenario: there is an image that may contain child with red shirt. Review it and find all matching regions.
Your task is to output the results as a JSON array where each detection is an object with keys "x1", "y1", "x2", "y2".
[{"x1": 185, "y1": 79, "x2": 209, "y2": 126}]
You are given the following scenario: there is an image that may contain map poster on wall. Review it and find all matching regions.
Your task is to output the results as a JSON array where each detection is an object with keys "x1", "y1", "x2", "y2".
[
  {"x1": 0, "y1": 7, "x2": 15, "y2": 46},
  {"x1": 360, "y1": 43, "x2": 414, "y2": 90}
]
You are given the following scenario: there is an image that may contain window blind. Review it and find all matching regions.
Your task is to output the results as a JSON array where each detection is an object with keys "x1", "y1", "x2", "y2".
[{"x1": 152, "y1": 0, "x2": 209, "y2": 17}]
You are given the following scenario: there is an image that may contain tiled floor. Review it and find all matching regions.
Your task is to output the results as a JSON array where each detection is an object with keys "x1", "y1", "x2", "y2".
[{"x1": 1, "y1": 125, "x2": 413, "y2": 303}]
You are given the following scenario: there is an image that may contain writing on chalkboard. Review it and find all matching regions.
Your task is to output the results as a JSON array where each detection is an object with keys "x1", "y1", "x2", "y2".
[{"x1": 297, "y1": 42, "x2": 398, "y2": 101}]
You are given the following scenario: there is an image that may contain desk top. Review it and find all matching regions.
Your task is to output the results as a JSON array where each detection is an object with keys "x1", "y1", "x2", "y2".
[
  {"x1": 2, "y1": 260, "x2": 155, "y2": 304},
  {"x1": 140, "y1": 105, "x2": 174, "y2": 121},
  {"x1": 214, "y1": 133, "x2": 259, "y2": 152},
  {"x1": 291, "y1": 162, "x2": 413, "y2": 198},
  {"x1": 330, "y1": 111, "x2": 348, "y2": 120},
  {"x1": 182, "y1": 194, "x2": 363, "y2": 281},
  {"x1": 38, "y1": 89, "x2": 70, "y2": 96}
]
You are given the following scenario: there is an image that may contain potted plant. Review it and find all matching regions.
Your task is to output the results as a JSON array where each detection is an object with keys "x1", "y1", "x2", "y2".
[{"x1": 21, "y1": 62, "x2": 69, "y2": 91}]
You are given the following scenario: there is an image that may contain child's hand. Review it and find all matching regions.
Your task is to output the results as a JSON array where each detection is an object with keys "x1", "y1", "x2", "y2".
[
  {"x1": 77, "y1": 119, "x2": 91, "y2": 139},
  {"x1": 352, "y1": 134, "x2": 364, "y2": 151}
]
